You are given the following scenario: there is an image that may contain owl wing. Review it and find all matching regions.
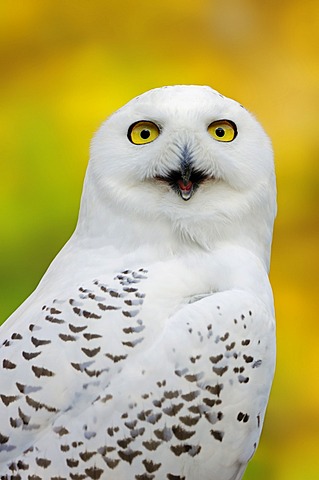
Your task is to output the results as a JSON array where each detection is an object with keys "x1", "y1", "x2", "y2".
[{"x1": 0, "y1": 267, "x2": 275, "y2": 480}]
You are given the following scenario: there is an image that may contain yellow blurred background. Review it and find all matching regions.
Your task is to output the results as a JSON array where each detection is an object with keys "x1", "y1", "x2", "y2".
[{"x1": 0, "y1": 1, "x2": 318, "y2": 478}]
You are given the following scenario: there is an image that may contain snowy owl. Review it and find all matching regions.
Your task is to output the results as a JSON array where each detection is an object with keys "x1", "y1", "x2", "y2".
[{"x1": 0, "y1": 85, "x2": 276, "y2": 480}]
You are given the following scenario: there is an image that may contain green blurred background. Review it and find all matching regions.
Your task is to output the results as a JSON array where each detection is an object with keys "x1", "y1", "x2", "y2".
[{"x1": 0, "y1": 1, "x2": 318, "y2": 478}]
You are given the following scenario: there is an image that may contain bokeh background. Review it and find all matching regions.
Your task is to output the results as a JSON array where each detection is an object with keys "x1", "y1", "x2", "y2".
[{"x1": 0, "y1": 1, "x2": 318, "y2": 478}]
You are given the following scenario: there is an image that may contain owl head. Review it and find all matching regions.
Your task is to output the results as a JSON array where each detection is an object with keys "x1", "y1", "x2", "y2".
[{"x1": 77, "y1": 86, "x2": 276, "y2": 268}]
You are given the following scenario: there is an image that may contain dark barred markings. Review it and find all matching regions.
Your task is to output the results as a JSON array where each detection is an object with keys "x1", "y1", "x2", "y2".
[
  {"x1": 213, "y1": 366, "x2": 228, "y2": 376},
  {"x1": 3, "y1": 359, "x2": 16, "y2": 369},
  {"x1": 81, "y1": 347, "x2": 101, "y2": 358},
  {"x1": 0, "y1": 433, "x2": 9, "y2": 444},
  {"x1": 54, "y1": 426, "x2": 69, "y2": 437},
  {"x1": 136, "y1": 474, "x2": 155, "y2": 480},
  {"x1": 68, "y1": 323, "x2": 88, "y2": 333},
  {"x1": 22, "y1": 351, "x2": 41, "y2": 361},
  {"x1": 211, "y1": 430, "x2": 224, "y2": 442},
  {"x1": 59, "y1": 333, "x2": 77, "y2": 342},
  {"x1": 142, "y1": 459, "x2": 161, "y2": 473},
  {"x1": 172, "y1": 425, "x2": 195, "y2": 441},
  {"x1": 11, "y1": 333, "x2": 23, "y2": 340},
  {"x1": 118, "y1": 448, "x2": 142, "y2": 464},
  {"x1": 31, "y1": 366, "x2": 54, "y2": 378},
  {"x1": 105, "y1": 353, "x2": 128, "y2": 363},
  {"x1": 167, "y1": 475, "x2": 186, "y2": 480},
  {"x1": 142, "y1": 440, "x2": 161, "y2": 451},
  {"x1": 25, "y1": 395, "x2": 58, "y2": 413},
  {"x1": 0, "y1": 395, "x2": 19, "y2": 406},
  {"x1": 85, "y1": 466, "x2": 104, "y2": 479},
  {"x1": 83, "y1": 333, "x2": 102, "y2": 341},
  {"x1": 0, "y1": 273, "x2": 266, "y2": 479},
  {"x1": 209, "y1": 354, "x2": 223, "y2": 364},
  {"x1": 97, "y1": 303, "x2": 119, "y2": 311},
  {"x1": 237, "y1": 412, "x2": 250, "y2": 423},
  {"x1": 31, "y1": 337, "x2": 51, "y2": 347},
  {"x1": 35, "y1": 456, "x2": 51, "y2": 468},
  {"x1": 79, "y1": 451, "x2": 96, "y2": 462},
  {"x1": 45, "y1": 315, "x2": 65, "y2": 325}
]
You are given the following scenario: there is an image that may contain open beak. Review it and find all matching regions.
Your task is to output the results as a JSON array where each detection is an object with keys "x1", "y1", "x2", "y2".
[
  {"x1": 177, "y1": 164, "x2": 195, "y2": 201},
  {"x1": 155, "y1": 147, "x2": 210, "y2": 201}
]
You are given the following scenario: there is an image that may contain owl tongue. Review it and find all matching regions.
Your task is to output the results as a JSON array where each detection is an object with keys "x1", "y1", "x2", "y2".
[{"x1": 177, "y1": 179, "x2": 193, "y2": 201}]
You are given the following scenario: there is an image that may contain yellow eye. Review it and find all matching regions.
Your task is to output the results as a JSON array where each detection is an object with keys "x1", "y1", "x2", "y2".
[
  {"x1": 128, "y1": 121, "x2": 160, "y2": 145},
  {"x1": 208, "y1": 120, "x2": 237, "y2": 142}
]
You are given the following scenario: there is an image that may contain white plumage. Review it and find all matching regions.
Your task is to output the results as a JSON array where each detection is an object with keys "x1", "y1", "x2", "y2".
[{"x1": 0, "y1": 85, "x2": 276, "y2": 480}]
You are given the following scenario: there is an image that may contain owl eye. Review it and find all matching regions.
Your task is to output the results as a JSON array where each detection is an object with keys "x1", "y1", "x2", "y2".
[
  {"x1": 128, "y1": 121, "x2": 160, "y2": 145},
  {"x1": 208, "y1": 120, "x2": 237, "y2": 142}
]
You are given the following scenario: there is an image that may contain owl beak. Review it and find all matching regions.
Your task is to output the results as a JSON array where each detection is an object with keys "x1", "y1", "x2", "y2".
[
  {"x1": 155, "y1": 166, "x2": 209, "y2": 201},
  {"x1": 155, "y1": 148, "x2": 209, "y2": 201},
  {"x1": 177, "y1": 169, "x2": 195, "y2": 201},
  {"x1": 176, "y1": 161, "x2": 213, "y2": 200}
]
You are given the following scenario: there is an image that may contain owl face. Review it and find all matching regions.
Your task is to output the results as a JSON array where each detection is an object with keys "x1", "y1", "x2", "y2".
[
  {"x1": 90, "y1": 86, "x2": 273, "y2": 208},
  {"x1": 86, "y1": 86, "x2": 276, "y2": 260}
]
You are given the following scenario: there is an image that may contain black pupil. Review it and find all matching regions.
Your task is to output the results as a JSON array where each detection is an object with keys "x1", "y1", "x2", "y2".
[
  {"x1": 215, "y1": 127, "x2": 225, "y2": 137},
  {"x1": 140, "y1": 129, "x2": 151, "y2": 139}
]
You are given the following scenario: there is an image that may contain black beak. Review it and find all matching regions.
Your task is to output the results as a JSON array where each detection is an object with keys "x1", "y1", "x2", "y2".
[
  {"x1": 155, "y1": 146, "x2": 209, "y2": 201},
  {"x1": 178, "y1": 158, "x2": 194, "y2": 200}
]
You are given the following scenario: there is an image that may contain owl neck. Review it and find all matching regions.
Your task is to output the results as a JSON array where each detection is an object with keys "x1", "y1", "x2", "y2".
[
  {"x1": 74, "y1": 185, "x2": 182, "y2": 257},
  {"x1": 73, "y1": 174, "x2": 274, "y2": 272}
]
